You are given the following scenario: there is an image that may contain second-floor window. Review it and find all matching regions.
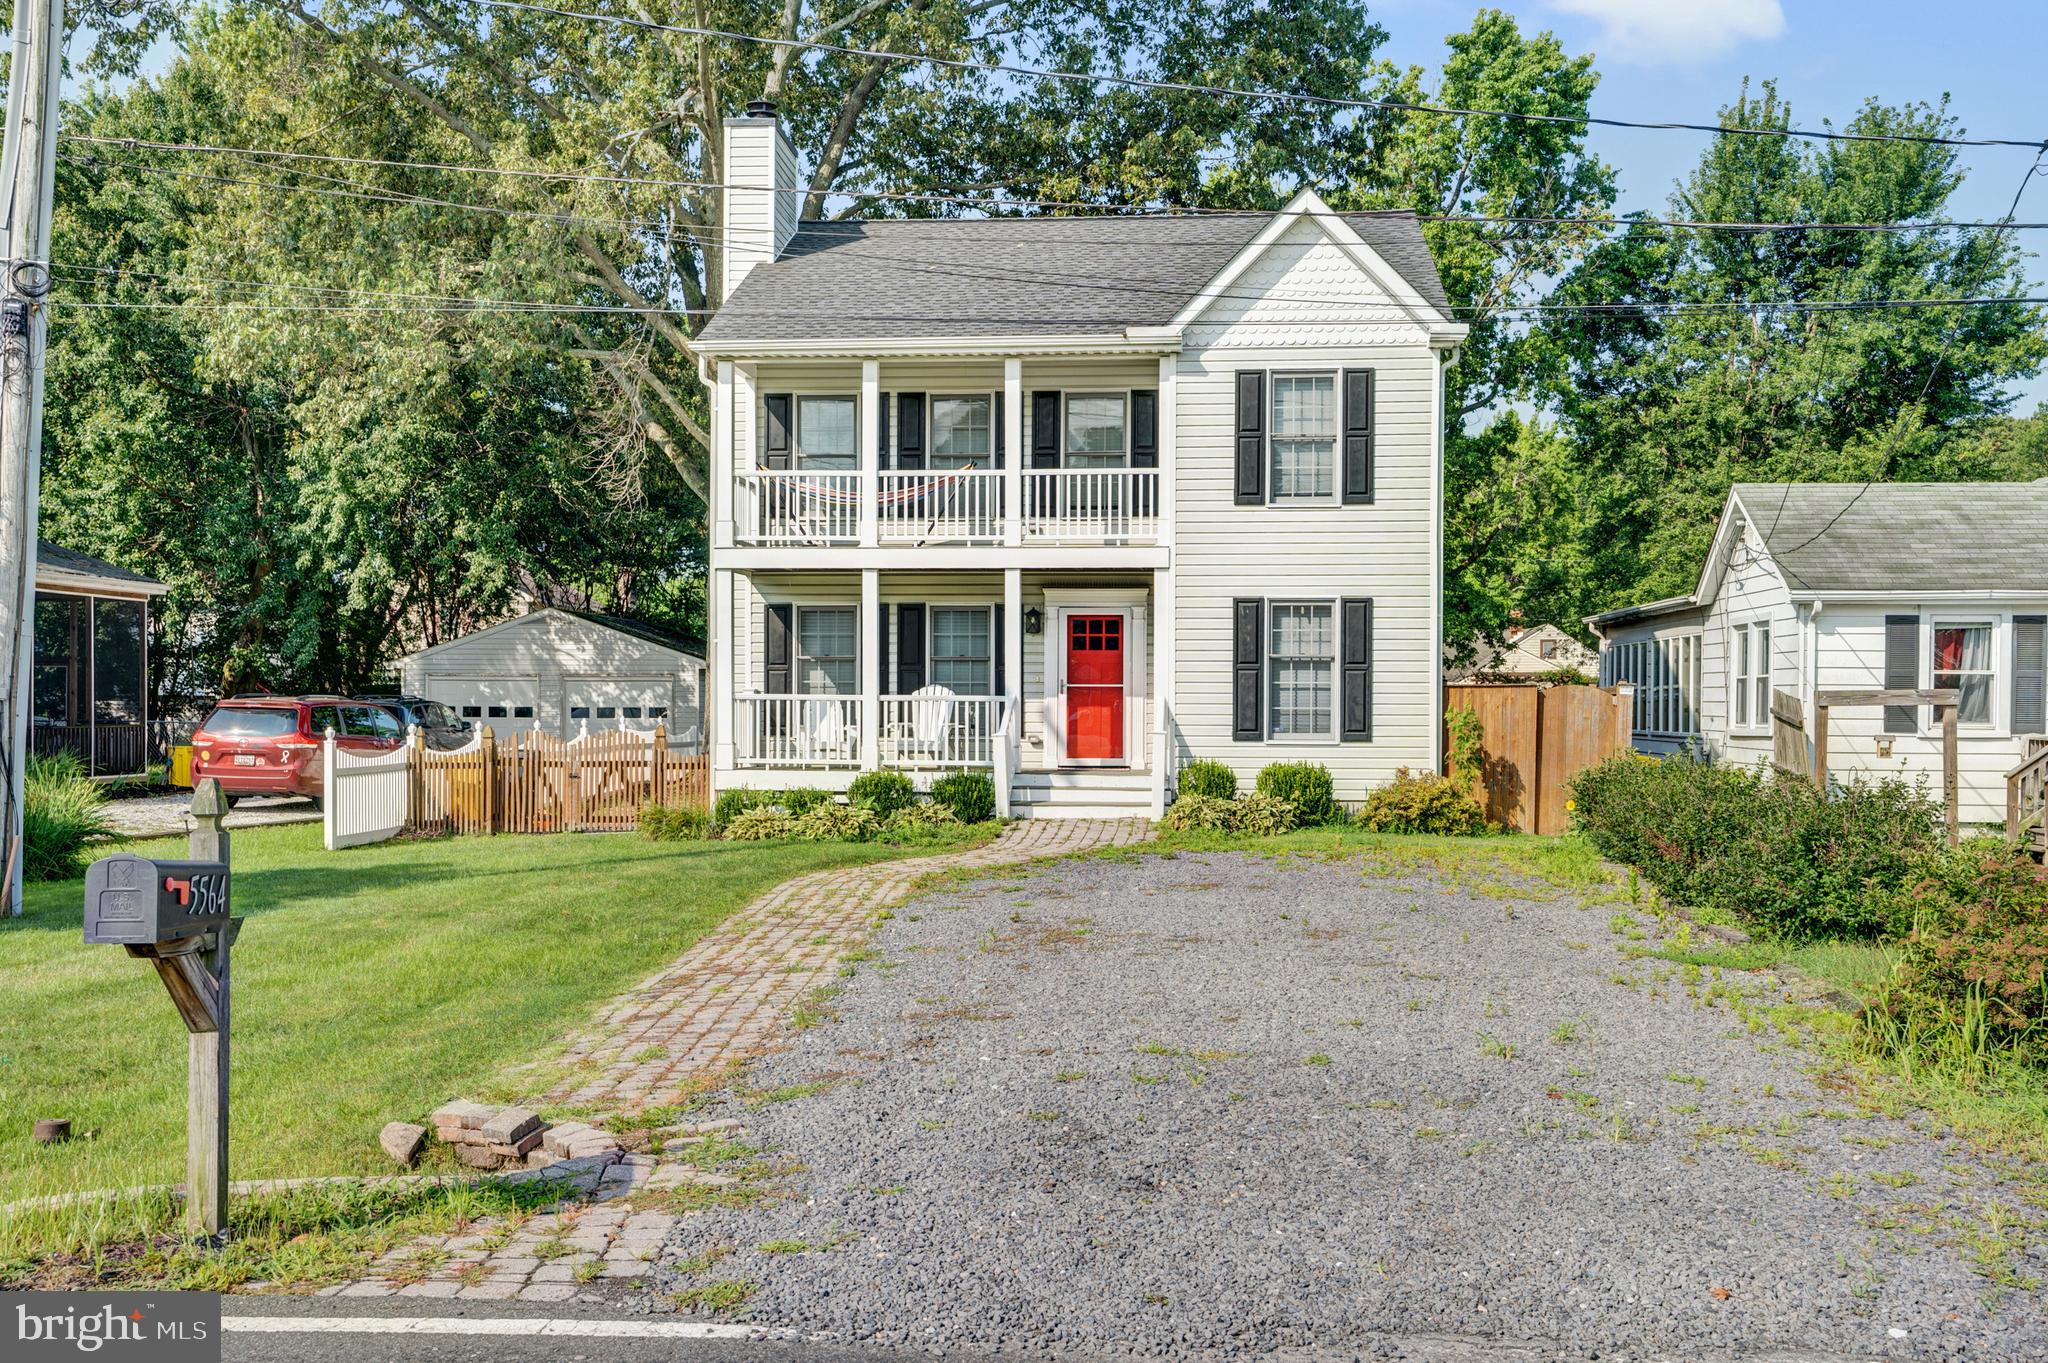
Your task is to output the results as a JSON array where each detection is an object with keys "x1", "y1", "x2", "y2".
[
  {"x1": 1271, "y1": 373, "x2": 1337, "y2": 502},
  {"x1": 796, "y1": 396, "x2": 857, "y2": 470},
  {"x1": 1063, "y1": 393, "x2": 1127, "y2": 468},
  {"x1": 931, "y1": 396, "x2": 992, "y2": 470},
  {"x1": 798, "y1": 606, "x2": 857, "y2": 694}
]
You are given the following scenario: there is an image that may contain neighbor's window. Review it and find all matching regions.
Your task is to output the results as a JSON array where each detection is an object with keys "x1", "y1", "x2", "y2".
[
  {"x1": 1539, "y1": 638, "x2": 1558, "y2": 660},
  {"x1": 930, "y1": 607, "x2": 992, "y2": 694},
  {"x1": 1063, "y1": 393, "x2": 1126, "y2": 468},
  {"x1": 1267, "y1": 601, "x2": 1336, "y2": 739},
  {"x1": 1733, "y1": 621, "x2": 1770, "y2": 729},
  {"x1": 930, "y1": 396, "x2": 992, "y2": 470},
  {"x1": 1933, "y1": 623, "x2": 1994, "y2": 725},
  {"x1": 796, "y1": 395, "x2": 857, "y2": 470},
  {"x1": 798, "y1": 606, "x2": 858, "y2": 695},
  {"x1": 1269, "y1": 373, "x2": 1337, "y2": 501}
]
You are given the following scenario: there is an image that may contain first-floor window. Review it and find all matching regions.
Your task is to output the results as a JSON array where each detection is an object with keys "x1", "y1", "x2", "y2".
[
  {"x1": 1933, "y1": 622, "x2": 1993, "y2": 725},
  {"x1": 1733, "y1": 621, "x2": 1770, "y2": 729},
  {"x1": 929, "y1": 607, "x2": 992, "y2": 694},
  {"x1": 1268, "y1": 602, "x2": 1335, "y2": 738},
  {"x1": 798, "y1": 607, "x2": 857, "y2": 694}
]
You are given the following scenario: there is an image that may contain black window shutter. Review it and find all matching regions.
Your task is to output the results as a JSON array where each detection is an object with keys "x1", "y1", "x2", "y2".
[
  {"x1": 1883, "y1": 613, "x2": 1919, "y2": 733},
  {"x1": 896, "y1": 603, "x2": 926, "y2": 693},
  {"x1": 896, "y1": 393, "x2": 926, "y2": 470},
  {"x1": 876, "y1": 392, "x2": 891, "y2": 470},
  {"x1": 1233, "y1": 598, "x2": 1264, "y2": 740},
  {"x1": 763, "y1": 393, "x2": 793, "y2": 470},
  {"x1": 1341, "y1": 597, "x2": 1373, "y2": 742},
  {"x1": 992, "y1": 392, "x2": 1005, "y2": 469},
  {"x1": 1031, "y1": 391, "x2": 1061, "y2": 468},
  {"x1": 1235, "y1": 371, "x2": 1265, "y2": 505},
  {"x1": 1341, "y1": 369, "x2": 1375, "y2": 505},
  {"x1": 1130, "y1": 389, "x2": 1159, "y2": 468},
  {"x1": 877, "y1": 604, "x2": 892, "y2": 696},
  {"x1": 2016, "y1": 616, "x2": 2047, "y2": 733},
  {"x1": 764, "y1": 603, "x2": 793, "y2": 693},
  {"x1": 992, "y1": 604, "x2": 1006, "y2": 697}
]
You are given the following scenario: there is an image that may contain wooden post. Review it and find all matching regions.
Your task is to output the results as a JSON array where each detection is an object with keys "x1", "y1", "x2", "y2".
[
  {"x1": 408, "y1": 726, "x2": 426, "y2": 829},
  {"x1": 479, "y1": 725, "x2": 497, "y2": 835},
  {"x1": 1812, "y1": 702, "x2": 1829, "y2": 793},
  {"x1": 652, "y1": 723, "x2": 667, "y2": 806},
  {"x1": 1941, "y1": 700, "x2": 1960, "y2": 846},
  {"x1": 185, "y1": 778, "x2": 232, "y2": 1241}
]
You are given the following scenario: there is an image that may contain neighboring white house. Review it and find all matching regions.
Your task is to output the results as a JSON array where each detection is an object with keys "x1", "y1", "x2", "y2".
[
  {"x1": 692, "y1": 101, "x2": 1467, "y2": 817},
  {"x1": 1449, "y1": 623, "x2": 1595, "y2": 680},
  {"x1": 396, "y1": 608, "x2": 705, "y2": 742},
  {"x1": 1587, "y1": 482, "x2": 2048, "y2": 826}
]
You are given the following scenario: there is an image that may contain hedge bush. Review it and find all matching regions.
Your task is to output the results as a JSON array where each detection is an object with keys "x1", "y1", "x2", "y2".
[
  {"x1": 779, "y1": 787, "x2": 833, "y2": 816},
  {"x1": 638, "y1": 802, "x2": 711, "y2": 842},
  {"x1": 847, "y1": 770, "x2": 916, "y2": 817},
  {"x1": 1566, "y1": 754, "x2": 1941, "y2": 941},
  {"x1": 791, "y1": 802, "x2": 879, "y2": 843},
  {"x1": 884, "y1": 802, "x2": 964, "y2": 843},
  {"x1": 720, "y1": 807, "x2": 795, "y2": 841},
  {"x1": 712, "y1": 786, "x2": 778, "y2": 827},
  {"x1": 1358, "y1": 769, "x2": 1487, "y2": 836},
  {"x1": 23, "y1": 752, "x2": 113, "y2": 881},
  {"x1": 1159, "y1": 793, "x2": 1237, "y2": 833},
  {"x1": 1178, "y1": 759, "x2": 1238, "y2": 801},
  {"x1": 1233, "y1": 791, "x2": 1299, "y2": 836},
  {"x1": 1255, "y1": 761, "x2": 1339, "y2": 826},
  {"x1": 930, "y1": 769, "x2": 996, "y2": 824}
]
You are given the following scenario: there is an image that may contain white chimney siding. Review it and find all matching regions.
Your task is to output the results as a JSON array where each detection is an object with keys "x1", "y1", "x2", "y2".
[{"x1": 721, "y1": 105, "x2": 801, "y2": 302}]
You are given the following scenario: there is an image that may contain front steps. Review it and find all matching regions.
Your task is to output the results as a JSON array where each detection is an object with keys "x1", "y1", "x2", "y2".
[{"x1": 1009, "y1": 767, "x2": 1155, "y2": 819}]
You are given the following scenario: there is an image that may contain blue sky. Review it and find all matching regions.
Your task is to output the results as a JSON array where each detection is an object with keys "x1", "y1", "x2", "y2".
[{"x1": 1373, "y1": 0, "x2": 2048, "y2": 411}]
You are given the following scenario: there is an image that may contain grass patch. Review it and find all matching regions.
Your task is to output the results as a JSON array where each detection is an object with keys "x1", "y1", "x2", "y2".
[{"x1": 672, "y1": 1279, "x2": 758, "y2": 1313}]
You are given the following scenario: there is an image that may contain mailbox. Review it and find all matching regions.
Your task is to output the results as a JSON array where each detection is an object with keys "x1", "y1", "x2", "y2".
[{"x1": 83, "y1": 853, "x2": 233, "y2": 945}]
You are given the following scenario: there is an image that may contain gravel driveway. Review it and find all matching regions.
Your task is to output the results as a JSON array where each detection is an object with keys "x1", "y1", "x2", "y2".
[{"x1": 653, "y1": 848, "x2": 2048, "y2": 1362}]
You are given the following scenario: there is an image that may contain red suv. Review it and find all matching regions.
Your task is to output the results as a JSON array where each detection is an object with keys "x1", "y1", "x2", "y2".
[{"x1": 189, "y1": 696, "x2": 406, "y2": 803}]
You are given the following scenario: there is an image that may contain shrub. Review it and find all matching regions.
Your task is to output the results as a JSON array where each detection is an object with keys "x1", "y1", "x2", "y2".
[
  {"x1": 1255, "y1": 761, "x2": 1338, "y2": 826},
  {"x1": 1233, "y1": 792, "x2": 1299, "y2": 836},
  {"x1": 791, "y1": 802, "x2": 879, "y2": 843},
  {"x1": 1444, "y1": 708, "x2": 1486, "y2": 799},
  {"x1": 720, "y1": 807, "x2": 795, "y2": 841},
  {"x1": 929, "y1": 770, "x2": 996, "y2": 824},
  {"x1": 884, "y1": 802, "x2": 963, "y2": 843},
  {"x1": 1566, "y1": 754, "x2": 1942, "y2": 941},
  {"x1": 1358, "y1": 769, "x2": 1488, "y2": 836},
  {"x1": 712, "y1": 786, "x2": 777, "y2": 827},
  {"x1": 23, "y1": 752, "x2": 113, "y2": 881},
  {"x1": 1178, "y1": 759, "x2": 1238, "y2": 801},
  {"x1": 638, "y1": 802, "x2": 711, "y2": 842},
  {"x1": 847, "y1": 770, "x2": 916, "y2": 817},
  {"x1": 1159, "y1": 793, "x2": 1238, "y2": 833},
  {"x1": 778, "y1": 787, "x2": 833, "y2": 817}
]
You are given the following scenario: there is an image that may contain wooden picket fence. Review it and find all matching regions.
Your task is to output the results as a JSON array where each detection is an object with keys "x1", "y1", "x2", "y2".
[{"x1": 410, "y1": 724, "x2": 709, "y2": 836}]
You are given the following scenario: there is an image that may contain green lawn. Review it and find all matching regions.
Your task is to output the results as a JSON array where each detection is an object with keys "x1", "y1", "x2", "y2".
[{"x1": 0, "y1": 823, "x2": 980, "y2": 1211}]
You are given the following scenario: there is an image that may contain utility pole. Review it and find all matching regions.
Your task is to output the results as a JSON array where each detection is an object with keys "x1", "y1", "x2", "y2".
[{"x1": 0, "y1": 0, "x2": 65, "y2": 915}]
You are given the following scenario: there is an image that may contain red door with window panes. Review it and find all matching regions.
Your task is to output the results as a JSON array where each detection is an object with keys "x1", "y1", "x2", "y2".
[{"x1": 1064, "y1": 615, "x2": 1125, "y2": 761}]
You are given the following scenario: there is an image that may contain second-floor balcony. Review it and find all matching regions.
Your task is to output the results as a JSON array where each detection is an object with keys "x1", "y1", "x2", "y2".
[{"x1": 736, "y1": 467, "x2": 1160, "y2": 548}]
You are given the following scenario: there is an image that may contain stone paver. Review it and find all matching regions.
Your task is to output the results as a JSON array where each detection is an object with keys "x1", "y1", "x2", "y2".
[{"x1": 545, "y1": 818, "x2": 1149, "y2": 1108}]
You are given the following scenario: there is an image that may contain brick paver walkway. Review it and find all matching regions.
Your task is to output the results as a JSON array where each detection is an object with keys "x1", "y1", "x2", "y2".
[{"x1": 545, "y1": 818, "x2": 1150, "y2": 1110}]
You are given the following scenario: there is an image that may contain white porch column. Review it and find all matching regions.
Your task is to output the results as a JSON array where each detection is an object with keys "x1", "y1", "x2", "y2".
[
  {"x1": 1152, "y1": 565, "x2": 1175, "y2": 818},
  {"x1": 1157, "y1": 353, "x2": 1176, "y2": 548},
  {"x1": 860, "y1": 359, "x2": 881, "y2": 546},
  {"x1": 713, "y1": 361, "x2": 737, "y2": 548},
  {"x1": 999, "y1": 569, "x2": 1022, "y2": 818},
  {"x1": 712, "y1": 567, "x2": 738, "y2": 776},
  {"x1": 1003, "y1": 358, "x2": 1023, "y2": 546},
  {"x1": 860, "y1": 567, "x2": 881, "y2": 769}
]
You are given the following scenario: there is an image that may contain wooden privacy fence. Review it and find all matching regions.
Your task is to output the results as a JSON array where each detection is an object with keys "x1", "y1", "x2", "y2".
[
  {"x1": 411, "y1": 724, "x2": 709, "y2": 837},
  {"x1": 1443, "y1": 683, "x2": 1634, "y2": 835}
]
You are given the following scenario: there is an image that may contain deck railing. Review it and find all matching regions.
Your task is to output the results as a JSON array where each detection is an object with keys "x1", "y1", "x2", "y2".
[
  {"x1": 878, "y1": 469, "x2": 1005, "y2": 544},
  {"x1": 731, "y1": 468, "x2": 1161, "y2": 546},
  {"x1": 739, "y1": 470, "x2": 862, "y2": 544},
  {"x1": 878, "y1": 695, "x2": 1003, "y2": 768},
  {"x1": 1022, "y1": 468, "x2": 1158, "y2": 542},
  {"x1": 736, "y1": 694, "x2": 863, "y2": 767},
  {"x1": 2006, "y1": 738, "x2": 2048, "y2": 854}
]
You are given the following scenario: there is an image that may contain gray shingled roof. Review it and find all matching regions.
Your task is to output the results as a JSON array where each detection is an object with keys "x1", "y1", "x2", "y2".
[
  {"x1": 696, "y1": 211, "x2": 1452, "y2": 344},
  {"x1": 1737, "y1": 482, "x2": 2048, "y2": 594},
  {"x1": 36, "y1": 539, "x2": 163, "y2": 588}
]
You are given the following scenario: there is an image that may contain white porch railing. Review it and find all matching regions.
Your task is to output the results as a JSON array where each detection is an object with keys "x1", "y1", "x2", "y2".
[
  {"x1": 1022, "y1": 469, "x2": 1159, "y2": 543},
  {"x1": 740, "y1": 470, "x2": 862, "y2": 544},
  {"x1": 879, "y1": 694, "x2": 1005, "y2": 768},
  {"x1": 736, "y1": 694, "x2": 863, "y2": 767},
  {"x1": 878, "y1": 469, "x2": 1005, "y2": 544}
]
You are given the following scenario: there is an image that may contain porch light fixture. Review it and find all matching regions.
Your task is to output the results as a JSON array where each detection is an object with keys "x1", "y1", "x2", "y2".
[{"x1": 1024, "y1": 606, "x2": 1043, "y2": 636}]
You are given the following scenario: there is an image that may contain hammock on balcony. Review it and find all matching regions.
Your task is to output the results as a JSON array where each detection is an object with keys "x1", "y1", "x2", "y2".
[{"x1": 763, "y1": 463, "x2": 980, "y2": 504}]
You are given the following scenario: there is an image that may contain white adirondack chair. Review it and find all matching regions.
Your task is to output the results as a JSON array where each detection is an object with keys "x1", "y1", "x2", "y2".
[
  {"x1": 886, "y1": 684, "x2": 956, "y2": 763},
  {"x1": 803, "y1": 698, "x2": 853, "y2": 762}
]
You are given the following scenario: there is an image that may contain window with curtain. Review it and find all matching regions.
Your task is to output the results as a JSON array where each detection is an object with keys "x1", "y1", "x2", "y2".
[
  {"x1": 930, "y1": 396, "x2": 992, "y2": 470},
  {"x1": 1267, "y1": 602, "x2": 1335, "y2": 738},
  {"x1": 1062, "y1": 394, "x2": 1126, "y2": 468},
  {"x1": 1933, "y1": 623, "x2": 1993, "y2": 724},
  {"x1": 796, "y1": 396, "x2": 857, "y2": 469},
  {"x1": 1269, "y1": 373, "x2": 1336, "y2": 501},
  {"x1": 798, "y1": 607, "x2": 858, "y2": 694},
  {"x1": 929, "y1": 607, "x2": 992, "y2": 693}
]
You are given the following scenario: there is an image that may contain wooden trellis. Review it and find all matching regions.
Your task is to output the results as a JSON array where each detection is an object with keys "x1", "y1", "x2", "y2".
[{"x1": 1811, "y1": 688, "x2": 1959, "y2": 846}]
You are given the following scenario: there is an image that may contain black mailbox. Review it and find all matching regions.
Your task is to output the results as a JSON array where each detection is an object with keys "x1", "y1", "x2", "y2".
[{"x1": 83, "y1": 853, "x2": 232, "y2": 945}]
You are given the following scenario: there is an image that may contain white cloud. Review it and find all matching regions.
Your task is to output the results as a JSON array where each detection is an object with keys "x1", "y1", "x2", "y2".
[{"x1": 1545, "y1": 0, "x2": 1786, "y2": 63}]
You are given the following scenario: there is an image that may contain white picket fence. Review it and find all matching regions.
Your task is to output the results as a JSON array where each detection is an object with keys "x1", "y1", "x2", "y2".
[{"x1": 322, "y1": 731, "x2": 411, "y2": 850}]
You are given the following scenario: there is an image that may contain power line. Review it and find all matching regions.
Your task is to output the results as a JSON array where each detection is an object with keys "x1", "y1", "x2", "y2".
[{"x1": 463, "y1": 0, "x2": 2048, "y2": 153}]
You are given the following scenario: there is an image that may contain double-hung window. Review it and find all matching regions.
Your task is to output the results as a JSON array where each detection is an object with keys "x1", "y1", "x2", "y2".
[
  {"x1": 929, "y1": 607, "x2": 992, "y2": 695},
  {"x1": 1268, "y1": 602, "x2": 1336, "y2": 739},
  {"x1": 1933, "y1": 622, "x2": 1993, "y2": 725},
  {"x1": 930, "y1": 396, "x2": 992, "y2": 470},
  {"x1": 797, "y1": 607, "x2": 857, "y2": 695},
  {"x1": 1270, "y1": 374, "x2": 1337, "y2": 502},
  {"x1": 1063, "y1": 394, "x2": 1127, "y2": 467},
  {"x1": 1733, "y1": 620, "x2": 1770, "y2": 730},
  {"x1": 795, "y1": 396, "x2": 857, "y2": 470}
]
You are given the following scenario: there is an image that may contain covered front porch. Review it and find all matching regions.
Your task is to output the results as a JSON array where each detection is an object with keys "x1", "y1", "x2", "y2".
[{"x1": 710, "y1": 568, "x2": 1170, "y2": 818}]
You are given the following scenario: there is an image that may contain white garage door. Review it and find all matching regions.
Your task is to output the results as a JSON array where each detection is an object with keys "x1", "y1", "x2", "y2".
[
  {"x1": 428, "y1": 676, "x2": 542, "y2": 729},
  {"x1": 566, "y1": 678, "x2": 676, "y2": 731}
]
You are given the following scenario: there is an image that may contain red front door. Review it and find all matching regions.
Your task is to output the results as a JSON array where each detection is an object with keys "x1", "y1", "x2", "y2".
[{"x1": 1064, "y1": 614, "x2": 1125, "y2": 762}]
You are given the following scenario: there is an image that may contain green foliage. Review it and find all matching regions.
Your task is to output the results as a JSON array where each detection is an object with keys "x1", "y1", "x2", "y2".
[
  {"x1": 23, "y1": 753, "x2": 114, "y2": 882},
  {"x1": 638, "y1": 802, "x2": 710, "y2": 842},
  {"x1": 1358, "y1": 769, "x2": 1488, "y2": 836},
  {"x1": 719, "y1": 807, "x2": 795, "y2": 842},
  {"x1": 1159, "y1": 794, "x2": 1239, "y2": 834},
  {"x1": 1255, "y1": 762, "x2": 1339, "y2": 826},
  {"x1": 1233, "y1": 792, "x2": 1301, "y2": 837},
  {"x1": 928, "y1": 770, "x2": 996, "y2": 824},
  {"x1": 847, "y1": 771, "x2": 916, "y2": 817},
  {"x1": 883, "y1": 802, "x2": 964, "y2": 843},
  {"x1": 778, "y1": 787, "x2": 832, "y2": 817},
  {"x1": 790, "y1": 803, "x2": 880, "y2": 843},
  {"x1": 712, "y1": 788, "x2": 778, "y2": 828},
  {"x1": 1178, "y1": 759, "x2": 1238, "y2": 800},
  {"x1": 1444, "y1": 708, "x2": 1486, "y2": 798},
  {"x1": 1567, "y1": 755, "x2": 1943, "y2": 941}
]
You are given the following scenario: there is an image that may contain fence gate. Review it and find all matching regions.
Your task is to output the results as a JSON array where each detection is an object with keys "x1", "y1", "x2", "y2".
[
  {"x1": 323, "y1": 734, "x2": 411, "y2": 849},
  {"x1": 410, "y1": 724, "x2": 708, "y2": 838},
  {"x1": 1444, "y1": 683, "x2": 1634, "y2": 835}
]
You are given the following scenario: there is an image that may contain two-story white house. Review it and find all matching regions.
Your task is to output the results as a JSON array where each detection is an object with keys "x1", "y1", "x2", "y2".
[{"x1": 694, "y1": 101, "x2": 1466, "y2": 817}]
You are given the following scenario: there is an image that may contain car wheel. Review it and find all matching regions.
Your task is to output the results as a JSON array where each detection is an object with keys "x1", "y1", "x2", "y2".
[{"x1": 221, "y1": 793, "x2": 241, "y2": 809}]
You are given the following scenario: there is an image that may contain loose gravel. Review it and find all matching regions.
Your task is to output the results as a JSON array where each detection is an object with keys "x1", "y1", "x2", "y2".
[{"x1": 653, "y1": 848, "x2": 2048, "y2": 1361}]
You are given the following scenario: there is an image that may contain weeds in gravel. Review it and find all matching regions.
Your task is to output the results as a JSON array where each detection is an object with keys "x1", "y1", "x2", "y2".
[
  {"x1": 673, "y1": 1279, "x2": 757, "y2": 1313},
  {"x1": 757, "y1": 1239, "x2": 812, "y2": 1254},
  {"x1": 672, "y1": 1245, "x2": 733, "y2": 1274},
  {"x1": 1550, "y1": 1018, "x2": 1589, "y2": 1044},
  {"x1": 1478, "y1": 1033, "x2": 1517, "y2": 1061}
]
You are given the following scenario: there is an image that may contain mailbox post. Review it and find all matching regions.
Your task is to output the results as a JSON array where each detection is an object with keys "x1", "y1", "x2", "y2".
[{"x1": 83, "y1": 778, "x2": 240, "y2": 1240}]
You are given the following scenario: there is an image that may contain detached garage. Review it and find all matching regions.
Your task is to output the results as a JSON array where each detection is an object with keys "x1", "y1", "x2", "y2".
[{"x1": 396, "y1": 608, "x2": 706, "y2": 744}]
